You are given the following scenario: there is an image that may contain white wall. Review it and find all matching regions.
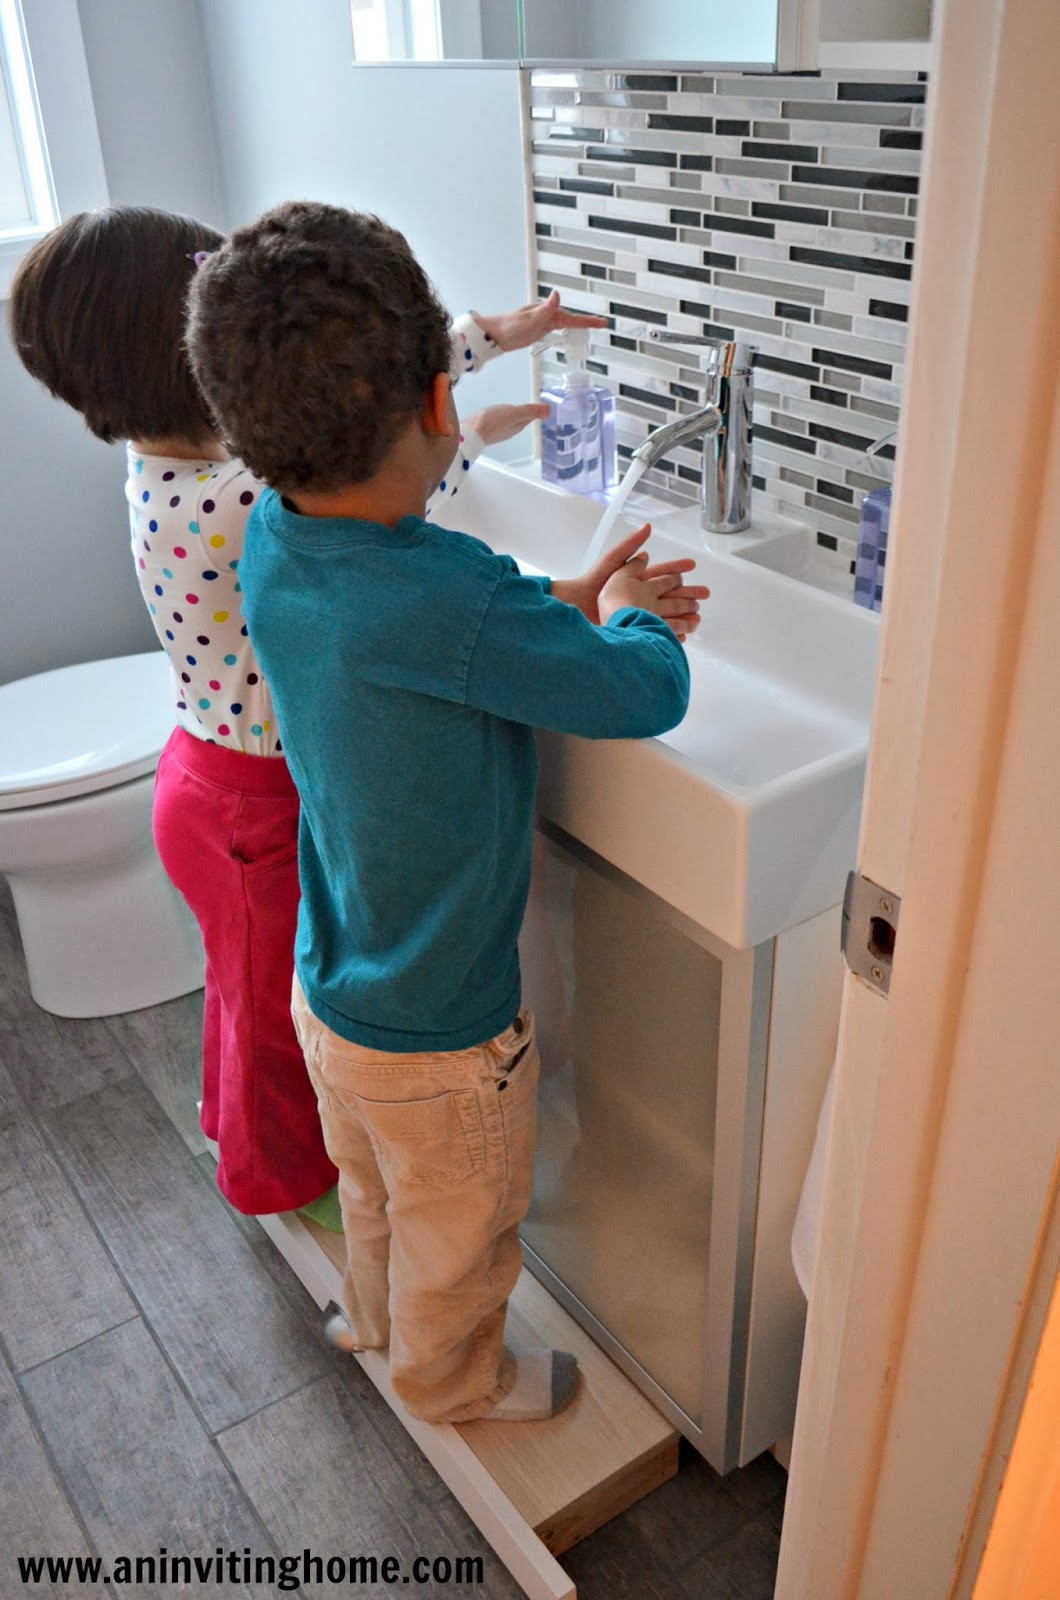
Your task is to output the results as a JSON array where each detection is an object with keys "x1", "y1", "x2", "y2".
[
  {"x1": 0, "y1": 0, "x2": 223, "y2": 686},
  {"x1": 193, "y1": 0, "x2": 533, "y2": 432}
]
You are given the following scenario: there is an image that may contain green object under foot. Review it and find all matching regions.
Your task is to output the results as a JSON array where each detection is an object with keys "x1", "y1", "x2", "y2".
[{"x1": 297, "y1": 1185, "x2": 343, "y2": 1233}]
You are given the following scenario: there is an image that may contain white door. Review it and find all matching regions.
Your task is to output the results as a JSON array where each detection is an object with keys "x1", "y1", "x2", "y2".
[{"x1": 775, "y1": 0, "x2": 1060, "y2": 1595}]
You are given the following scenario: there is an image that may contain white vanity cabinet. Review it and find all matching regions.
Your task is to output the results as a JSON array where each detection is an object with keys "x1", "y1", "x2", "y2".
[{"x1": 518, "y1": 820, "x2": 842, "y2": 1473}]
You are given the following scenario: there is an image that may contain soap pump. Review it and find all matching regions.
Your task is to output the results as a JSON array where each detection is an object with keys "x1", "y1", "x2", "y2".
[
  {"x1": 853, "y1": 430, "x2": 896, "y2": 613},
  {"x1": 537, "y1": 328, "x2": 617, "y2": 498}
]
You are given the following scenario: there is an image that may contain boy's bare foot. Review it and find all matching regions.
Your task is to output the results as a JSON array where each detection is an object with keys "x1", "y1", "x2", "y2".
[{"x1": 486, "y1": 1348, "x2": 579, "y2": 1421}]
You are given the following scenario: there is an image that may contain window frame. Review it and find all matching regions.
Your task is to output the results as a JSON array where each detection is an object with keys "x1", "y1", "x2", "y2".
[{"x1": 0, "y1": 0, "x2": 107, "y2": 297}]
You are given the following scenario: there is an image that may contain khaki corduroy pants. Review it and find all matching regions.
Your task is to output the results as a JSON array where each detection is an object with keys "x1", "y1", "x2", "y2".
[{"x1": 291, "y1": 978, "x2": 539, "y2": 1423}]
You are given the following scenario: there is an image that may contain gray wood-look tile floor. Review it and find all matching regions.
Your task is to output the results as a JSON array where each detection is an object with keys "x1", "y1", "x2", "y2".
[{"x1": 0, "y1": 884, "x2": 785, "y2": 1599}]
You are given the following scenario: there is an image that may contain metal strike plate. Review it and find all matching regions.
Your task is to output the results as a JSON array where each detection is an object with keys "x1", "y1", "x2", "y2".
[{"x1": 841, "y1": 871, "x2": 901, "y2": 996}]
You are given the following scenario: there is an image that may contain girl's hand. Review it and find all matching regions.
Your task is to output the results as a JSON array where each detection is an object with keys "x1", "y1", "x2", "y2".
[
  {"x1": 552, "y1": 524, "x2": 710, "y2": 639},
  {"x1": 463, "y1": 402, "x2": 549, "y2": 447},
  {"x1": 473, "y1": 290, "x2": 607, "y2": 354}
]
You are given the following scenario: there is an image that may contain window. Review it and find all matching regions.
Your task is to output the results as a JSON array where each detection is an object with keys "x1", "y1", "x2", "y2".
[
  {"x1": 350, "y1": 0, "x2": 444, "y2": 61},
  {"x1": 0, "y1": 0, "x2": 107, "y2": 296}
]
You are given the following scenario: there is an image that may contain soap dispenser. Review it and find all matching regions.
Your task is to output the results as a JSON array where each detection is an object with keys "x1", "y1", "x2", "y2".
[
  {"x1": 853, "y1": 431, "x2": 896, "y2": 612},
  {"x1": 539, "y1": 329, "x2": 617, "y2": 498}
]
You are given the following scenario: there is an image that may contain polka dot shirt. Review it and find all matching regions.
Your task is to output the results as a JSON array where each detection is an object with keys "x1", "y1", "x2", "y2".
[{"x1": 124, "y1": 313, "x2": 495, "y2": 757}]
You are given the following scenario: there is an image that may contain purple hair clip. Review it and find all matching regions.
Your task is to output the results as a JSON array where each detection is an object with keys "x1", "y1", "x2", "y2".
[{"x1": 192, "y1": 250, "x2": 212, "y2": 269}]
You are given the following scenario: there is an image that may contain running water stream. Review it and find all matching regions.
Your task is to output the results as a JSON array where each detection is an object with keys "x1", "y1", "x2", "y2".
[{"x1": 580, "y1": 455, "x2": 649, "y2": 572}]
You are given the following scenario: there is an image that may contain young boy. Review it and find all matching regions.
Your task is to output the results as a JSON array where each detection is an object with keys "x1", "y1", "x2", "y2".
[{"x1": 186, "y1": 201, "x2": 704, "y2": 1424}]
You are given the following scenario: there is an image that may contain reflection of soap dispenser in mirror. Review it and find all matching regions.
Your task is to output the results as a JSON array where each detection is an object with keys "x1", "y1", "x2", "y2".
[
  {"x1": 853, "y1": 430, "x2": 896, "y2": 612},
  {"x1": 538, "y1": 329, "x2": 617, "y2": 498}
]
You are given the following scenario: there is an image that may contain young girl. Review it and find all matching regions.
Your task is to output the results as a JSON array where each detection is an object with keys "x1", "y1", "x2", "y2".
[{"x1": 9, "y1": 204, "x2": 599, "y2": 1222}]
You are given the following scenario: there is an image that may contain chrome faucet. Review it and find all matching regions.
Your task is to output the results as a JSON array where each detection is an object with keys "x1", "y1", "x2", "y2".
[{"x1": 633, "y1": 334, "x2": 757, "y2": 534}]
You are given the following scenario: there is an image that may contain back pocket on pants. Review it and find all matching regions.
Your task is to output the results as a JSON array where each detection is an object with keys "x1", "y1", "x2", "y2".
[{"x1": 356, "y1": 1090, "x2": 486, "y2": 1187}]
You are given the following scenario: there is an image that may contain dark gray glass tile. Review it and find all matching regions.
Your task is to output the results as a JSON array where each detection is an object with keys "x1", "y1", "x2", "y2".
[
  {"x1": 791, "y1": 245, "x2": 912, "y2": 280},
  {"x1": 809, "y1": 420, "x2": 875, "y2": 450},
  {"x1": 792, "y1": 164, "x2": 919, "y2": 195},
  {"x1": 811, "y1": 384, "x2": 850, "y2": 407},
  {"x1": 752, "y1": 201, "x2": 829, "y2": 226},
  {"x1": 609, "y1": 300, "x2": 669, "y2": 325},
  {"x1": 880, "y1": 128, "x2": 923, "y2": 149},
  {"x1": 588, "y1": 215, "x2": 677, "y2": 240},
  {"x1": 620, "y1": 73, "x2": 679, "y2": 91},
  {"x1": 815, "y1": 479, "x2": 856, "y2": 504},
  {"x1": 559, "y1": 177, "x2": 614, "y2": 196},
  {"x1": 702, "y1": 212, "x2": 775, "y2": 238},
  {"x1": 648, "y1": 114, "x2": 714, "y2": 133},
  {"x1": 813, "y1": 346, "x2": 893, "y2": 380},
  {"x1": 619, "y1": 383, "x2": 677, "y2": 411},
  {"x1": 755, "y1": 353, "x2": 820, "y2": 381},
  {"x1": 586, "y1": 143, "x2": 677, "y2": 168},
  {"x1": 742, "y1": 141, "x2": 818, "y2": 162},
  {"x1": 755, "y1": 425, "x2": 817, "y2": 455},
  {"x1": 837, "y1": 81, "x2": 927, "y2": 103},
  {"x1": 647, "y1": 258, "x2": 714, "y2": 285}
]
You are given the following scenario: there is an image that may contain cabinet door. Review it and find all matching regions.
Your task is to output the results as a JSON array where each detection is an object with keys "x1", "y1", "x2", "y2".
[{"x1": 519, "y1": 825, "x2": 769, "y2": 1461}]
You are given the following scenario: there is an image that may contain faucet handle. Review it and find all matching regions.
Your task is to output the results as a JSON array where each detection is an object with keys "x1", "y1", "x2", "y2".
[{"x1": 645, "y1": 329, "x2": 757, "y2": 375}]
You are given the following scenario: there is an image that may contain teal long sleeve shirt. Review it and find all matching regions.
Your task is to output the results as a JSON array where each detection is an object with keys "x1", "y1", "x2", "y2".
[{"x1": 239, "y1": 492, "x2": 690, "y2": 1051}]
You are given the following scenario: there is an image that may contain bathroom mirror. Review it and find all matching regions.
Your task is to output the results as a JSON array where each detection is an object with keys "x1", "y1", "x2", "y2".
[{"x1": 350, "y1": 0, "x2": 781, "y2": 67}]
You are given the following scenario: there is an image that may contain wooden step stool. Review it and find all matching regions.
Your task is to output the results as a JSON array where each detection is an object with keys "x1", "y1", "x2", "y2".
[{"x1": 252, "y1": 1206, "x2": 678, "y2": 1599}]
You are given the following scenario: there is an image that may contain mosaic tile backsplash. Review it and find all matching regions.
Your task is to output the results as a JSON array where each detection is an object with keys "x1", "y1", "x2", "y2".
[{"x1": 529, "y1": 68, "x2": 926, "y2": 575}]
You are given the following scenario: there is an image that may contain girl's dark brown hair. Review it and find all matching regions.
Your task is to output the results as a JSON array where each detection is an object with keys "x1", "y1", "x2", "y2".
[{"x1": 8, "y1": 206, "x2": 224, "y2": 444}]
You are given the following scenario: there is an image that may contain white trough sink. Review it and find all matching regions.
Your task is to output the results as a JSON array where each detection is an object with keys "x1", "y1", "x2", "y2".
[{"x1": 450, "y1": 458, "x2": 879, "y2": 948}]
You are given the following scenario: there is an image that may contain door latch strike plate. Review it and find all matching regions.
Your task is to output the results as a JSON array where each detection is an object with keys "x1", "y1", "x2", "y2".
[{"x1": 841, "y1": 871, "x2": 900, "y2": 996}]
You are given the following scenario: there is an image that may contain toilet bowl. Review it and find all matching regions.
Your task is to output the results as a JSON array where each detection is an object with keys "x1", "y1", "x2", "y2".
[{"x1": 0, "y1": 651, "x2": 204, "y2": 1017}]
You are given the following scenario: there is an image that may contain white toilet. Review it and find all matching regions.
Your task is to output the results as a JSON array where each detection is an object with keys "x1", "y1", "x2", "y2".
[{"x1": 0, "y1": 651, "x2": 204, "y2": 1018}]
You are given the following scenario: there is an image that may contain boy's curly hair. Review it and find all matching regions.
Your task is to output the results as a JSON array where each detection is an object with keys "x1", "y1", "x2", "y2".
[
  {"x1": 185, "y1": 201, "x2": 453, "y2": 492},
  {"x1": 9, "y1": 206, "x2": 223, "y2": 444}
]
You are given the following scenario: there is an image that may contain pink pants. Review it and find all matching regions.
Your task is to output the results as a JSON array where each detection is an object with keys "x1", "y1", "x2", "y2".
[{"x1": 152, "y1": 728, "x2": 337, "y2": 1214}]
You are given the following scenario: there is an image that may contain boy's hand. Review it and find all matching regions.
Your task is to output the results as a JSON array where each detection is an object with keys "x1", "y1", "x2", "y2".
[
  {"x1": 554, "y1": 524, "x2": 710, "y2": 640},
  {"x1": 463, "y1": 402, "x2": 549, "y2": 446},
  {"x1": 473, "y1": 290, "x2": 607, "y2": 353}
]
